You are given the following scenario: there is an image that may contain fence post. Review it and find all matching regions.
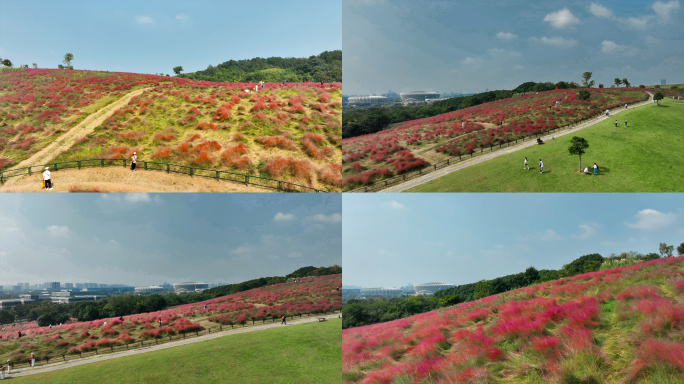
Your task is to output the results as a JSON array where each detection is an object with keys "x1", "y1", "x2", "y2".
[
  {"x1": 244, "y1": 175, "x2": 248, "y2": 186},
  {"x1": 216, "y1": 171, "x2": 220, "y2": 181},
  {"x1": 122, "y1": 159, "x2": 126, "y2": 168},
  {"x1": 190, "y1": 167, "x2": 193, "y2": 177},
  {"x1": 277, "y1": 181, "x2": 282, "y2": 191},
  {"x1": 0, "y1": 174, "x2": 3, "y2": 185},
  {"x1": 166, "y1": 164, "x2": 170, "y2": 174},
  {"x1": 54, "y1": 163, "x2": 58, "y2": 171},
  {"x1": 78, "y1": 161, "x2": 81, "y2": 170},
  {"x1": 144, "y1": 162, "x2": 147, "y2": 171},
  {"x1": 101, "y1": 159, "x2": 104, "y2": 167}
]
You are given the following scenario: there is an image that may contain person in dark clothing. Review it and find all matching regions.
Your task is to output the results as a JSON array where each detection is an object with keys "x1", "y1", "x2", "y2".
[{"x1": 281, "y1": 315, "x2": 286, "y2": 325}]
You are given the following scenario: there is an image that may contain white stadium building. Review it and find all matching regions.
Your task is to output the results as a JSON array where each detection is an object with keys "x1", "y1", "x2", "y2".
[
  {"x1": 173, "y1": 282, "x2": 209, "y2": 293},
  {"x1": 399, "y1": 91, "x2": 440, "y2": 103},
  {"x1": 359, "y1": 287, "x2": 404, "y2": 298},
  {"x1": 347, "y1": 96, "x2": 389, "y2": 105},
  {"x1": 134, "y1": 286, "x2": 166, "y2": 294},
  {"x1": 413, "y1": 282, "x2": 455, "y2": 295}
]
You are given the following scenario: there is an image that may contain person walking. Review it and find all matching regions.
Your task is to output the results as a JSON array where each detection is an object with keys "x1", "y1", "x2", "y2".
[
  {"x1": 624, "y1": 120, "x2": 627, "y2": 127},
  {"x1": 281, "y1": 315, "x2": 286, "y2": 325},
  {"x1": 30, "y1": 353, "x2": 35, "y2": 368},
  {"x1": 6, "y1": 360, "x2": 9, "y2": 374},
  {"x1": 593, "y1": 163, "x2": 598, "y2": 175},
  {"x1": 539, "y1": 159, "x2": 544, "y2": 173},
  {"x1": 131, "y1": 152, "x2": 137, "y2": 171},
  {"x1": 524, "y1": 157, "x2": 529, "y2": 170},
  {"x1": 43, "y1": 167, "x2": 52, "y2": 190},
  {"x1": 0, "y1": 362, "x2": 4, "y2": 380},
  {"x1": 159, "y1": 320, "x2": 162, "y2": 329},
  {"x1": 615, "y1": 119, "x2": 617, "y2": 127}
]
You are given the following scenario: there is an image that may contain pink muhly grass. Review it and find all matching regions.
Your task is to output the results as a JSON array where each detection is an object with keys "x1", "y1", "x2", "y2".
[{"x1": 531, "y1": 335, "x2": 559, "y2": 351}]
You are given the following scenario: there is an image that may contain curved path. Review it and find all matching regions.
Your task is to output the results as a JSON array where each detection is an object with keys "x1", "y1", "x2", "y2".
[
  {"x1": 10, "y1": 313, "x2": 339, "y2": 378},
  {"x1": 381, "y1": 94, "x2": 653, "y2": 192},
  {"x1": 14, "y1": 87, "x2": 154, "y2": 169}
]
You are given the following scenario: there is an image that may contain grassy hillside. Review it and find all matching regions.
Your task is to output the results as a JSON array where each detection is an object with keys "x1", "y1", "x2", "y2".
[
  {"x1": 407, "y1": 101, "x2": 684, "y2": 192},
  {"x1": 0, "y1": 274, "x2": 341, "y2": 366},
  {"x1": 343, "y1": 257, "x2": 684, "y2": 383},
  {"x1": 0, "y1": 69, "x2": 342, "y2": 191},
  {"x1": 341, "y1": 88, "x2": 647, "y2": 190},
  {"x1": 14, "y1": 318, "x2": 341, "y2": 384}
]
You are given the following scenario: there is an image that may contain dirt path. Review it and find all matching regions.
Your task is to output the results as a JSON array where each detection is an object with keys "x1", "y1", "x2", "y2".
[
  {"x1": 381, "y1": 94, "x2": 653, "y2": 192},
  {"x1": 0, "y1": 167, "x2": 270, "y2": 193},
  {"x1": 14, "y1": 87, "x2": 154, "y2": 169},
  {"x1": 10, "y1": 314, "x2": 339, "y2": 378}
]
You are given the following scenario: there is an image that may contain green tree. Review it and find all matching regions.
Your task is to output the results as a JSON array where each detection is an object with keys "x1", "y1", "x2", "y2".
[
  {"x1": 622, "y1": 78, "x2": 630, "y2": 87},
  {"x1": 598, "y1": 84, "x2": 604, "y2": 88},
  {"x1": 576, "y1": 89, "x2": 590, "y2": 101},
  {"x1": 654, "y1": 91, "x2": 664, "y2": 106},
  {"x1": 32, "y1": 63, "x2": 37, "y2": 69},
  {"x1": 63, "y1": 53, "x2": 73, "y2": 67},
  {"x1": 581, "y1": 72, "x2": 593, "y2": 88},
  {"x1": 0, "y1": 310, "x2": 14, "y2": 325},
  {"x1": 659, "y1": 243, "x2": 674, "y2": 257},
  {"x1": 614, "y1": 78, "x2": 622, "y2": 87},
  {"x1": 2, "y1": 59, "x2": 12, "y2": 67},
  {"x1": 677, "y1": 242, "x2": 684, "y2": 255},
  {"x1": 472, "y1": 280, "x2": 491, "y2": 300},
  {"x1": 437, "y1": 294, "x2": 462, "y2": 308},
  {"x1": 568, "y1": 136, "x2": 589, "y2": 171},
  {"x1": 173, "y1": 66, "x2": 183, "y2": 75}
]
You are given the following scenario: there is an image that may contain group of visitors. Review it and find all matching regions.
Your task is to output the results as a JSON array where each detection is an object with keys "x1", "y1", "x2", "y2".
[
  {"x1": 614, "y1": 120, "x2": 627, "y2": 127},
  {"x1": 583, "y1": 163, "x2": 599, "y2": 175}
]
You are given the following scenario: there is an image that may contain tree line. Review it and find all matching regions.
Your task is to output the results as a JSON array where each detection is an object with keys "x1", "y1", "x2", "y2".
[
  {"x1": 342, "y1": 81, "x2": 581, "y2": 139},
  {"x1": 0, "y1": 265, "x2": 341, "y2": 327},
  {"x1": 177, "y1": 50, "x2": 341, "y2": 83},
  {"x1": 341, "y1": 251, "x2": 671, "y2": 329}
]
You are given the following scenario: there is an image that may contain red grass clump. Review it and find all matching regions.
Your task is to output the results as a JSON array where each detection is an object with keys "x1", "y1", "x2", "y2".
[
  {"x1": 192, "y1": 140, "x2": 221, "y2": 152},
  {"x1": 256, "y1": 136, "x2": 298, "y2": 151},
  {"x1": 317, "y1": 164, "x2": 342, "y2": 188},
  {"x1": 151, "y1": 147, "x2": 171, "y2": 159},
  {"x1": 153, "y1": 132, "x2": 176, "y2": 142},
  {"x1": 262, "y1": 156, "x2": 315, "y2": 185},
  {"x1": 191, "y1": 151, "x2": 215, "y2": 167}
]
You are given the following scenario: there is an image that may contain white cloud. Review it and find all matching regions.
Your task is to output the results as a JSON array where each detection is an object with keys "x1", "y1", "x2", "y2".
[
  {"x1": 589, "y1": 3, "x2": 612, "y2": 18},
  {"x1": 175, "y1": 14, "x2": 190, "y2": 23},
  {"x1": 461, "y1": 56, "x2": 481, "y2": 65},
  {"x1": 544, "y1": 8, "x2": 580, "y2": 28},
  {"x1": 496, "y1": 31, "x2": 517, "y2": 40},
  {"x1": 305, "y1": 213, "x2": 341, "y2": 223},
  {"x1": 288, "y1": 252, "x2": 302, "y2": 258},
  {"x1": 573, "y1": 223, "x2": 600, "y2": 239},
  {"x1": 600, "y1": 40, "x2": 638, "y2": 56},
  {"x1": 273, "y1": 212, "x2": 296, "y2": 222},
  {"x1": 624, "y1": 209, "x2": 677, "y2": 230},
  {"x1": 47, "y1": 225, "x2": 69, "y2": 237},
  {"x1": 653, "y1": 0, "x2": 680, "y2": 24},
  {"x1": 623, "y1": 15, "x2": 653, "y2": 29},
  {"x1": 135, "y1": 15, "x2": 155, "y2": 25},
  {"x1": 540, "y1": 229, "x2": 562, "y2": 241},
  {"x1": 230, "y1": 246, "x2": 251, "y2": 255},
  {"x1": 516, "y1": 243, "x2": 531, "y2": 252},
  {"x1": 529, "y1": 36, "x2": 578, "y2": 48},
  {"x1": 387, "y1": 200, "x2": 406, "y2": 210}
]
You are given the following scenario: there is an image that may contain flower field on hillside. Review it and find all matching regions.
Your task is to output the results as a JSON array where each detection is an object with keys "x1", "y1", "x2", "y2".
[
  {"x1": 0, "y1": 274, "x2": 340, "y2": 364},
  {"x1": 0, "y1": 69, "x2": 342, "y2": 190},
  {"x1": 342, "y1": 88, "x2": 648, "y2": 189},
  {"x1": 342, "y1": 258, "x2": 683, "y2": 383}
]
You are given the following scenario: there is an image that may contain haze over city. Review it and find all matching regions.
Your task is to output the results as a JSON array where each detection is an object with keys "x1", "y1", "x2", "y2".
[
  {"x1": 343, "y1": 0, "x2": 683, "y2": 96},
  {"x1": 0, "y1": 194, "x2": 342, "y2": 287},
  {"x1": 343, "y1": 194, "x2": 684, "y2": 288}
]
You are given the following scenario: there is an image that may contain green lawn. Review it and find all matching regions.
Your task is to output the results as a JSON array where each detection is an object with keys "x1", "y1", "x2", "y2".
[
  {"x1": 13, "y1": 318, "x2": 341, "y2": 384},
  {"x1": 407, "y1": 100, "x2": 684, "y2": 192}
]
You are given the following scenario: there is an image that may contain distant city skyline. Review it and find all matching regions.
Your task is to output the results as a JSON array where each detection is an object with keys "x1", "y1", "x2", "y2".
[
  {"x1": 343, "y1": 194, "x2": 684, "y2": 288},
  {"x1": 0, "y1": 0, "x2": 341, "y2": 75},
  {"x1": 344, "y1": 0, "x2": 683, "y2": 95},
  {"x1": 0, "y1": 194, "x2": 342, "y2": 286}
]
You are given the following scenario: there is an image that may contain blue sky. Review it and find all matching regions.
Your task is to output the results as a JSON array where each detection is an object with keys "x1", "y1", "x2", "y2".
[
  {"x1": 343, "y1": 0, "x2": 683, "y2": 95},
  {"x1": 0, "y1": 194, "x2": 341, "y2": 287},
  {"x1": 343, "y1": 194, "x2": 684, "y2": 288},
  {"x1": 0, "y1": 0, "x2": 341, "y2": 75}
]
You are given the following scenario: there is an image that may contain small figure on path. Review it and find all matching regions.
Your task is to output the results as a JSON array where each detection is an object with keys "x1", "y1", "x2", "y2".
[
  {"x1": 281, "y1": 315, "x2": 286, "y2": 325},
  {"x1": 539, "y1": 159, "x2": 544, "y2": 173},
  {"x1": 625, "y1": 103, "x2": 627, "y2": 109},
  {"x1": 524, "y1": 157, "x2": 529, "y2": 170},
  {"x1": 159, "y1": 320, "x2": 162, "y2": 329},
  {"x1": 624, "y1": 120, "x2": 627, "y2": 127},
  {"x1": 0, "y1": 363, "x2": 4, "y2": 379},
  {"x1": 131, "y1": 152, "x2": 137, "y2": 171},
  {"x1": 615, "y1": 120, "x2": 617, "y2": 127},
  {"x1": 43, "y1": 167, "x2": 52, "y2": 190},
  {"x1": 30, "y1": 353, "x2": 35, "y2": 368},
  {"x1": 462, "y1": 121, "x2": 464, "y2": 128},
  {"x1": 17, "y1": 331, "x2": 21, "y2": 338},
  {"x1": 593, "y1": 163, "x2": 598, "y2": 175},
  {"x1": 204, "y1": 304, "x2": 207, "y2": 310},
  {"x1": 255, "y1": 84, "x2": 258, "y2": 92},
  {"x1": 6, "y1": 360, "x2": 9, "y2": 374}
]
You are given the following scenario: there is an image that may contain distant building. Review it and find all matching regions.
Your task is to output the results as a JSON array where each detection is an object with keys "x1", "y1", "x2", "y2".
[
  {"x1": 413, "y1": 282, "x2": 455, "y2": 295},
  {"x1": 135, "y1": 286, "x2": 166, "y2": 294},
  {"x1": 63, "y1": 283, "x2": 74, "y2": 289},
  {"x1": 50, "y1": 295, "x2": 104, "y2": 304},
  {"x1": 44, "y1": 282, "x2": 60, "y2": 290},
  {"x1": 382, "y1": 90, "x2": 401, "y2": 100},
  {"x1": 347, "y1": 95, "x2": 389, "y2": 105},
  {"x1": 359, "y1": 287, "x2": 403, "y2": 298},
  {"x1": 661, "y1": 79, "x2": 667, "y2": 85},
  {"x1": 173, "y1": 282, "x2": 209, "y2": 293},
  {"x1": 399, "y1": 91, "x2": 440, "y2": 103}
]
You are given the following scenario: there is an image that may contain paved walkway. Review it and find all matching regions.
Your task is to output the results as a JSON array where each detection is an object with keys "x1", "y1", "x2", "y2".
[
  {"x1": 9, "y1": 313, "x2": 339, "y2": 378},
  {"x1": 380, "y1": 95, "x2": 653, "y2": 192}
]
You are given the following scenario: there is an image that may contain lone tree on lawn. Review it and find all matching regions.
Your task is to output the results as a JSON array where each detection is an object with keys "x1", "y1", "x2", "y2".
[
  {"x1": 173, "y1": 66, "x2": 183, "y2": 76},
  {"x1": 63, "y1": 53, "x2": 73, "y2": 68},
  {"x1": 568, "y1": 136, "x2": 589, "y2": 172},
  {"x1": 654, "y1": 91, "x2": 664, "y2": 106},
  {"x1": 581, "y1": 72, "x2": 594, "y2": 88}
]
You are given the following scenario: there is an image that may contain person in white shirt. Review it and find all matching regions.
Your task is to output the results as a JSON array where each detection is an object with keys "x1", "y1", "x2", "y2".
[
  {"x1": 584, "y1": 167, "x2": 589, "y2": 174},
  {"x1": 30, "y1": 353, "x2": 35, "y2": 368},
  {"x1": 593, "y1": 163, "x2": 598, "y2": 175},
  {"x1": 131, "y1": 152, "x2": 137, "y2": 171},
  {"x1": 43, "y1": 167, "x2": 52, "y2": 190},
  {"x1": 539, "y1": 159, "x2": 544, "y2": 173},
  {"x1": 524, "y1": 157, "x2": 529, "y2": 170}
]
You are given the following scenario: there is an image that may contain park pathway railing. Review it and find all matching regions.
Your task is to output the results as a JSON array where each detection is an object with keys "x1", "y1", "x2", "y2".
[
  {"x1": 346, "y1": 96, "x2": 650, "y2": 193},
  {"x1": 0, "y1": 158, "x2": 326, "y2": 193},
  {"x1": 6, "y1": 310, "x2": 340, "y2": 372}
]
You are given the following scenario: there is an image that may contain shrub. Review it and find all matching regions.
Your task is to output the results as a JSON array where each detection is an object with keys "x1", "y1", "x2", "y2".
[{"x1": 256, "y1": 136, "x2": 298, "y2": 151}]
